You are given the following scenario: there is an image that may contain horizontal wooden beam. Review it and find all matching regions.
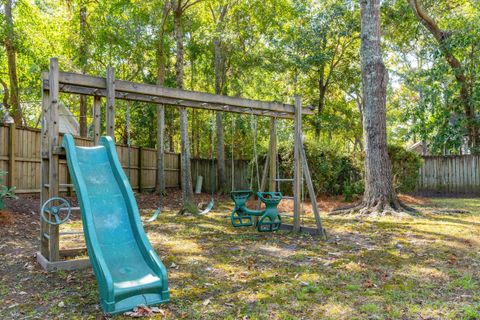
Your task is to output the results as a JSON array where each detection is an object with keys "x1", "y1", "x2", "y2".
[
  {"x1": 36, "y1": 251, "x2": 90, "y2": 272},
  {"x1": 42, "y1": 71, "x2": 314, "y2": 116},
  {"x1": 44, "y1": 80, "x2": 294, "y2": 119}
]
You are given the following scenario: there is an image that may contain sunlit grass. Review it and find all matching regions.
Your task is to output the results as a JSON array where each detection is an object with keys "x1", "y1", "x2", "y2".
[{"x1": 2, "y1": 197, "x2": 480, "y2": 319}]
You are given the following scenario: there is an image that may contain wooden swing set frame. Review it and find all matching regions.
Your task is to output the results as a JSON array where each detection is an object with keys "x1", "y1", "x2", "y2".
[{"x1": 38, "y1": 58, "x2": 325, "y2": 272}]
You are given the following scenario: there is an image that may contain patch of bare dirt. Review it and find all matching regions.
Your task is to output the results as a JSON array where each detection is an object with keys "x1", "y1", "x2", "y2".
[{"x1": 0, "y1": 210, "x2": 16, "y2": 226}]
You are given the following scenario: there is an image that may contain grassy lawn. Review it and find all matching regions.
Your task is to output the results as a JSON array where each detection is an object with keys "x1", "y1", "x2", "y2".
[{"x1": 1, "y1": 195, "x2": 480, "y2": 319}]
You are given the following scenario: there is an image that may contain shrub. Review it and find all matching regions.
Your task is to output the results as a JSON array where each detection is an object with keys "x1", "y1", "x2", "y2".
[
  {"x1": 271, "y1": 142, "x2": 421, "y2": 198},
  {"x1": 0, "y1": 171, "x2": 17, "y2": 210},
  {"x1": 388, "y1": 145, "x2": 423, "y2": 193},
  {"x1": 276, "y1": 140, "x2": 363, "y2": 198}
]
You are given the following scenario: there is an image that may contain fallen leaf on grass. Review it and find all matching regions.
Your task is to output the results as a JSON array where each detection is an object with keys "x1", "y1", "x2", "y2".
[
  {"x1": 203, "y1": 298, "x2": 211, "y2": 306},
  {"x1": 362, "y1": 280, "x2": 377, "y2": 288},
  {"x1": 448, "y1": 255, "x2": 457, "y2": 264},
  {"x1": 124, "y1": 305, "x2": 164, "y2": 318}
]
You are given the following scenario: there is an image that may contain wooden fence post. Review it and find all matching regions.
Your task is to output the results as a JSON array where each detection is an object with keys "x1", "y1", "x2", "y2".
[
  {"x1": 138, "y1": 147, "x2": 143, "y2": 193},
  {"x1": 178, "y1": 153, "x2": 182, "y2": 189},
  {"x1": 7, "y1": 123, "x2": 15, "y2": 188}
]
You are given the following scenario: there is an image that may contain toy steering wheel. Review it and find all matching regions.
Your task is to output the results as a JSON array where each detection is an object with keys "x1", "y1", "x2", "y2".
[{"x1": 40, "y1": 197, "x2": 71, "y2": 225}]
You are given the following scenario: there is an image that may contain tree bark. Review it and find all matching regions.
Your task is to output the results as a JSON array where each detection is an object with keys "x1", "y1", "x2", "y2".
[
  {"x1": 4, "y1": 0, "x2": 22, "y2": 124},
  {"x1": 407, "y1": 0, "x2": 479, "y2": 151},
  {"x1": 155, "y1": 1, "x2": 170, "y2": 195},
  {"x1": 0, "y1": 78, "x2": 10, "y2": 110},
  {"x1": 212, "y1": 4, "x2": 229, "y2": 192},
  {"x1": 332, "y1": 0, "x2": 413, "y2": 216},
  {"x1": 172, "y1": 0, "x2": 194, "y2": 205},
  {"x1": 79, "y1": 3, "x2": 88, "y2": 137}
]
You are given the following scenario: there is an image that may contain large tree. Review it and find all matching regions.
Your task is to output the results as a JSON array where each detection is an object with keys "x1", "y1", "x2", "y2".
[
  {"x1": 3, "y1": 0, "x2": 22, "y2": 124},
  {"x1": 406, "y1": 0, "x2": 479, "y2": 152},
  {"x1": 155, "y1": 1, "x2": 171, "y2": 195},
  {"x1": 333, "y1": 0, "x2": 413, "y2": 215},
  {"x1": 210, "y1": 1, "x2": 230, "y2": 192},
  {"x1": 171, "y1": 0, "x2": 199, "y2": 207},
  {"x1": 78, "y1": 0, "x2": 88, "y2": 137}
]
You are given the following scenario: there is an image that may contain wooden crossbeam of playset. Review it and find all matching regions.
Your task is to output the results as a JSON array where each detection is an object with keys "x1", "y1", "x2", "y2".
[{"x1": 41, "y1": 72, "x2": 314, "y2": 119}]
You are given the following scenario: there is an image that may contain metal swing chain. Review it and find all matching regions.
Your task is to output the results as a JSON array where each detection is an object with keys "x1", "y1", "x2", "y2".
[{"x1": 231, "y1": 115, "x2": 235, "y2": 191}]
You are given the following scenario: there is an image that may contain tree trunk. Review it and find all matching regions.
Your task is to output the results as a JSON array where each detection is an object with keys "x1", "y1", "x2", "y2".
[
  {"x1": 215, "y1": 112, "x2": 226, "y2": 191},
  {"x1": 211, "y1": 4, "x2": 229, "y2": 192},
  {"x1": 4, "y1": 0, "x2": 22, "y2": 124},
  {"x1": 407, "y1": 0, "x2": 479, "y2": 152},
  {"x1": 79, "y1": 3, "x2": 88, "y2": 137},
  {"x1": 155, "y1": 2, "x2": 170, "y2": 195},
  {"x1": 172, "y1": 2, "x2": 194, "y2": 205},
  {"x1": 332, "y1": 0, "x2": 413, "y2": 216},
  {"x1": 214, "y1": 37, "x2": 227, "y2": 192}
]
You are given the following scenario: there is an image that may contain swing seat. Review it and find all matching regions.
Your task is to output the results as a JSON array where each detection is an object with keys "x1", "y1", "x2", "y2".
[
  {"x1": 256, "y1": 192, "x2": 282, "y2": 232},
  {"x1": 230, "y1": 190, "x2": 263, "y2": 227},
  {"x1": 230, "y1": 191, "x2": 283, "y2": 232}
]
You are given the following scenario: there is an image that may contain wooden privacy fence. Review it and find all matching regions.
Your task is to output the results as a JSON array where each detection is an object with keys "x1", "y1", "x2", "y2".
[
  {"x1": 0, "y1": 124, "x2": 248, "y2": 193},
  {"x1": 417, "y1": 155, "x2": 480, "y2": 194}
]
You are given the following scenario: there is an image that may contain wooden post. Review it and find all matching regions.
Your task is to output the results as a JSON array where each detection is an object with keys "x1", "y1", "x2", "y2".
[
  {"x1": 300, "y1": 142, "x2": 325, "y2": 238},
  {"x1": 7, "y1": 123, "x2": 15, "y2": 188},
  {"x1": 156, "y1": 104, "x2": 165, "y2": 194},
  {"x1": 293, "y1": 96, "x2": 302, "y2": 232},
  {"x1": 48, "y1": 58, "x2": 60, "y2": 261},
  {"x1": 40, "y1": 72, "x2": 50, "y2": 258},
  {"x1": 93, "y1": 96, "x2": 101, "y2": 145},
  {"x1": 138, "y1": 147, "x2": 143, "y2": 193},
  {"x1": 106, "y1": 67, "x2": 115, "y2": 140},
  {"x1": 268, "y1": 118, "x2": 277, "y2": 192},
  {"x1": 178, "y1": 153, "x2": 182, "y2": 188}
]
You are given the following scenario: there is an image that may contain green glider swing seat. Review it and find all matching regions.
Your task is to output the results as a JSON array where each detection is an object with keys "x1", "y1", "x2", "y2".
[{"x1": 230, "y1": 190, "x2": 283, "y2": 232}]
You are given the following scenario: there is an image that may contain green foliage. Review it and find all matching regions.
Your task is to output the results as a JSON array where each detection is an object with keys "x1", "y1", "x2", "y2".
[
  {"x1": 4, "y1": 0, "x2": 480, "y2": 195},
  {"x1": 276, "y1": 142, "x2": 421, "y2": 198},
  {"x1": 277, "y1": 139, "x2": 363, "y2": 198},
  {"x1": 0, "y1": 171, "x2": 17, "y2": 210},
  {"x1": 388, "y1": 145, "x2": 423, "y2": 193}
]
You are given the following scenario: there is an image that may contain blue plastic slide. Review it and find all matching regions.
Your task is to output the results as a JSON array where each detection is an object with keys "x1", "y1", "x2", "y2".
[{"x1": 62, "y1": 134, "x2": 169, "y2": 314}]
